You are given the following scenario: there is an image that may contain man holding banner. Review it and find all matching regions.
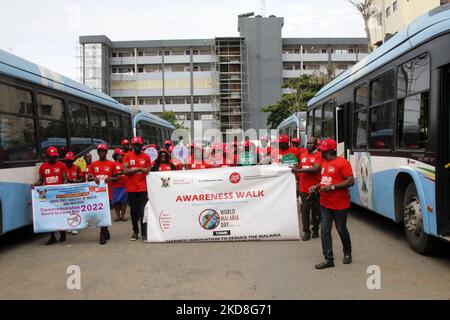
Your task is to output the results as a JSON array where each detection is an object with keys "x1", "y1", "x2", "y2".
[{"x1": 35, "y1": 146, "x2": 68, "y2": 245}]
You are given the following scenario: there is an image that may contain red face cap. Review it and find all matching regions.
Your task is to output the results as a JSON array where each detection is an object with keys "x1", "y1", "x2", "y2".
[
  {"x1": 64, "y1": 152, "x2": 75, "y2": 161},
  {"x1": 121, "y1": 139, "x2": 130, "y2": 146},
  {"x1": 47, "y1": 146, "x2": 59, "y2": 157},
  {"x1": 97, "y1": 144, "x2": 108, "y2": 151},
  {"x1": 279, "y1": 135, "x2": 290, "y2": 143},
  {"x1": 291, "y1": 138, "x2": 300, "y2": 143},
  {"x1": 131, "y1": 136, "x2": 143, "y2": 145},
  {"x1": 149, "y1": 144, "x2": 157, "y2": 149},
  {"x1": 164, "y1": 140, "x2": 173, "y2": 146},
  {"x1": 114, "y1": 148, "x2": 125, "y2": 155},
  {"x1": 318, "y1": 139, "x2": 337, "y2": 151}
]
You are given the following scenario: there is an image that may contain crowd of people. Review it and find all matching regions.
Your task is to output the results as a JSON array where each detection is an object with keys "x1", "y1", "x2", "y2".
[{"x1": 34, "y1": 133, "x2": 354, "y2": 270}]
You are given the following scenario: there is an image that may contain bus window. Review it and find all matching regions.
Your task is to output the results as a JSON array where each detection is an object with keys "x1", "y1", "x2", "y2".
[
  {"x1": 313, "y1": 107, "x2": 322, "y2": 138},
  {"x1": 307, "y1": 110, "x2": 313, "y2": 136},
  {"x1": 90, "y1": 107, "x2": 109, "y2": 145},
  {"x1": 0, "y1": 83, "x2": 37, "y2": 162},
  {"x1": 353, "y1": 84, "x2": 368, "y2": 149},
  {"x1": 397, "y1": 54, "x2": 430, "y2": 150},
  {"x1": 108, "y1": 112, "x2": 122, "y2": 147},
  {"x1": 122, "y1": 116, "x2": 131, "y2": 140},
  {"x1": 369, "y1": 71, "x2": 395, "y2": 149},
  {"x1": 37, "y1": 93, "x2": 67, "y2": 158},
  {"x1": 68, "y1": 101, "x2": 91, "y2": 155},
  {"x1": 322, "y1": 100, "x2": 335, "y2": 139}
]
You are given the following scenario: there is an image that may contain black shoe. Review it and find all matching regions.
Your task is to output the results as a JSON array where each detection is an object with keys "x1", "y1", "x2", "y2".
[
  {"x1": 315, "y1": 260, "x2": 335, "y2": 270},
  {"x1": 59, "y1": 232, "x2": 66, "y2": 242},
  {"x1": 343, "y1": 254, "x2": 352, "y2": 264},
  {"x1": 302, "y1": 233, "x2": 311, "y2": 241},
  {"x1": 312, "y1": 230, "x2": 319, "y2": 239},
  {"x1": 46, "y1": 236, "x2": 57, "y2": 245},
  {"x1": 99, "y1": 236, "x2": 107, "y2": 245},
  {"x1": 106, "y1": 231, "x2": 111, "y2": 240},
  {"x1": 129, "y1": 233, "x2": 139, "y2": 241},
  {"x1": 142, "y1": 235, "x2": 147, "y2": 242}
]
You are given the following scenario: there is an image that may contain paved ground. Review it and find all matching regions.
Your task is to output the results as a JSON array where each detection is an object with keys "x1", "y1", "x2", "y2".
[{"x1": 0, "y1": 207, "x2": 449, "y2": 300}]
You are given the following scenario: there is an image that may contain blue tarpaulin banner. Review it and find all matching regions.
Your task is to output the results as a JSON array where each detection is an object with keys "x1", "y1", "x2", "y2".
[{"x1": 32, "y1": 182, "x2": 111, "y2": 233}]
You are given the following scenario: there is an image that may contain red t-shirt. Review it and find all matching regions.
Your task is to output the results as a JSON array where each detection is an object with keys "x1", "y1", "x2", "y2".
[
  {"x1": 111, "y1": 161, "x2": 127, "y2": 188},
  {"x1": 66, "y1": 164, "x2": 82, "y2": 182},
  {"x1": 90, "y1": 160, "x2": 116, "y2": 199},
  {"x1": 188, "y1": 162, "x2": 210, "y2": 170},
  {"x1": 319, "y1": 157, "x2": 354, "y2": 210},
  {"x1": 298, "y1": 151, "x2": 323, "y2": 194},
  {"x1": 123, "y1": 152, "x2": 152, "y2": 193},
  {"x1": 271, "y1": 146, "x2": 302, "y2": 164},
  {"x1": 39, "y1": 161, "x2": 66, "y2": 186},
  {"x1": 157, "y1": 163, "x2": 175, "y2": 171}
]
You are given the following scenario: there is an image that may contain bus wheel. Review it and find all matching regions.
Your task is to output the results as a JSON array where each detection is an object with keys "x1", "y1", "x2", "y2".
[{"x1": 403, "y1": 183, "x2": 438, "y2": 255}]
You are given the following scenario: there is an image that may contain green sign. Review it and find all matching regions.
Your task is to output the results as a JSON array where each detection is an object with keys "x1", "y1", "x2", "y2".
[
  {"x1": 281, "y1": 153, "x2": 299, "y2": 165},
  {"x1": 238, "y1": 152, "x2": 257, "y2": 166}
]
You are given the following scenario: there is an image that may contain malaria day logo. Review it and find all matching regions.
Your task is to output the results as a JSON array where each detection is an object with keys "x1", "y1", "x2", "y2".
[
  {"x1": 67, "y1": 213, "x2": 82, "y2": 228},
  {"x1": 229, "y1": 172, "x2": 241, "y2": 184},
  {"x1": 199, "y1": 209, "x2": 221, "y2": 230}
]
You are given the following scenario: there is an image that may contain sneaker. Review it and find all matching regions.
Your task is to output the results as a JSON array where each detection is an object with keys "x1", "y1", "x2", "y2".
[
  {"x1": 99, "y1": 236, "x2": 107, "y2": 245},
  {"x1": 59, "y1": 232, "x2": 67, "y2": 242},
  {"x1": 129, "y1": 234, "x2": 139, "y2": 241},
  {"x1": 312, "y1": 230, "x2": 319, "y2": 239},
  {"x1": 343, "y1": 254, "x2": 352, "y2": 264},
  {"x1": 142, "y1": 235, "x2": 147, "y2": 242},
  {"x1": 71, "y1": 230, "x2": 78, "y2": 235},
  {"x1": 46, "y1": 236, "x2": 57, "y2": 246},
  {"x1": 315, "y1": 260, "x2": 335, "y2": 270},
  {"x1": 302, "y1": 232, "x2": 311, "y2": 241}
]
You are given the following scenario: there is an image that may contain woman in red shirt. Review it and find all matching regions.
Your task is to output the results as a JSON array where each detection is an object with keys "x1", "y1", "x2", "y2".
[
  {"x1": 187, "y1": 146, "x2": 210, "y2": 170},
  {"x1": 111, "y1": 148, "x2": 128, "y2": 222},
  {"x1": 151, "y1": 149, "x2": 177, "y2": 172}
]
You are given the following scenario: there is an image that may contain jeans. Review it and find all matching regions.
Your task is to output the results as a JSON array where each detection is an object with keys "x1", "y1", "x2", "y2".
[
  {"x1": 128, "y1": 192, "x2": 148, "y2": 237},
  {"x1": 320, "y1": 206, "x2": 352, "y2": 261},
  {"x1": 300, "y1": 192, "x2": 320, "y2": 234}
]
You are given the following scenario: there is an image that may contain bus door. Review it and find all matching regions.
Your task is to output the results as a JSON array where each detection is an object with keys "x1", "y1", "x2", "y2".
[
  {"x1": 438, "y1": 65, "x2": 450, "y2": 235},
  {"x1": 336, "y1": 105, "x2": 348, "y2": 158}
]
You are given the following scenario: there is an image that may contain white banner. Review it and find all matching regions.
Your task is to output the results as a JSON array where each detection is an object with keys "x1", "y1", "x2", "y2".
[{"x1": 146, "y1": 166, "x2": 300, "y2": 243}]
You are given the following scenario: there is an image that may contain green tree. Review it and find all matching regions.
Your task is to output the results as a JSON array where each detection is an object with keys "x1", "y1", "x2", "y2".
[
  {"x1": 158, "y1": 110, "x2": 187, "y2": 130},
  {"x1": 262, "y1": 74, "x2": 331, "y2": 129}
]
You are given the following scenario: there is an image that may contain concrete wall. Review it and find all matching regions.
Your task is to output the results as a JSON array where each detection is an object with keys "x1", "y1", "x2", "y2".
[{"x1": 239, "y1": 16, "x2": 284, "y2": 131}]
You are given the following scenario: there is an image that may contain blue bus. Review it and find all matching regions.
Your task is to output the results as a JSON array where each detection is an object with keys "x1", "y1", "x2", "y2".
[
  {"x1": 306, "y1": 4, "x2": 450, "y2": 254},
  {"x1": 277, "y1": 112, "x2": 307, "y2": 148},
  {"x1": 0, "y1": 49, "x2": 174, "y2": 235}
]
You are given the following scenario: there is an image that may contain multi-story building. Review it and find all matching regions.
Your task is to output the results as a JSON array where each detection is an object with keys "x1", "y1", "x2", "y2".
[
  {"x1": 368, "y1": 0, "x2": 449, "y2": 47},
  {"x1": 79, "y1": 14, "x2": 368, "y2": 135}
]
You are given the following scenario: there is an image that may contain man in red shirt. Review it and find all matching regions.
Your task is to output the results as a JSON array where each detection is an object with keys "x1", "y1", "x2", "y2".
[
  {"x1": 64, "y1": 152, "x2": 83, "y2": 184},
  {"x1": 35, "y1": 146, "x2": 68, "y2": 245},
  {"x1": 311, "y1": 138, "x2": 354, "y2": 270},
  {"x1": 89, "y1": 144, "x2": 115, "y2": 245},
  {"x1": 123, "y1": 136, "x2": 152, "y2": 241},
  {"x1": 271, "y1": 134, "x2": 302, "y2": 165},
  {"x1": 121, "y1": 139, "x2": 131, "y2": 154},
  {"x1": 292, "y1": 137, "x2": 322, "y2": 241}
]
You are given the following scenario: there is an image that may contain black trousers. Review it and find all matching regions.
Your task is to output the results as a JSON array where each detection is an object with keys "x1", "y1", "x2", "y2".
[
  {"x1": 320, "y1": 206, "x2": 352, "y2": 261},
  {"x1": 128, "y1": 192, "x2": 148, "y2": 237},
  {"x1": 299, "y1": 192, "x2": 320, "y2": 234}
]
